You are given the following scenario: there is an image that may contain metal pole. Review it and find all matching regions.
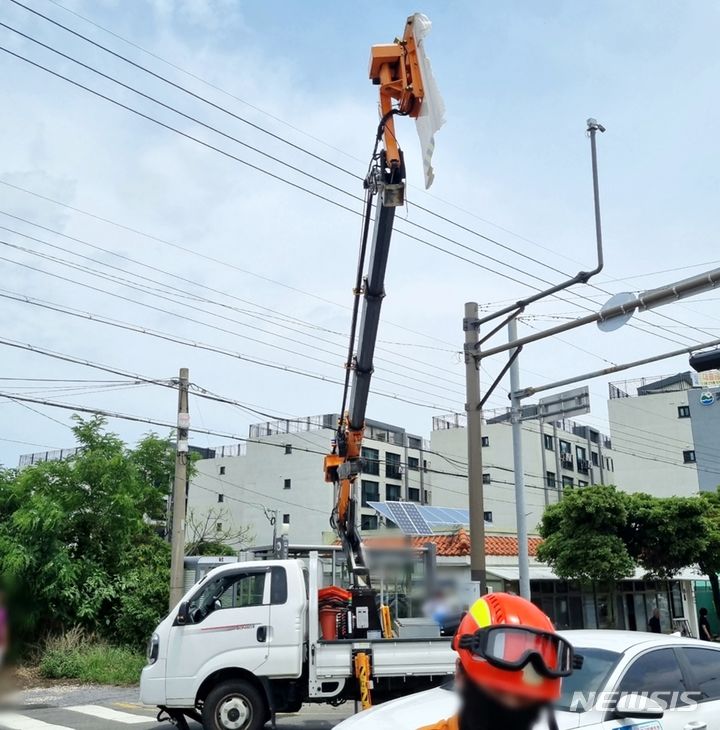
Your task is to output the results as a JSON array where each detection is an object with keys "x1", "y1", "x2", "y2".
[
  {"x1": 478, "y1": 267, "x2": 720, "y2": 361},
  {"x1": 508, "y1": 318, "x2": 531, "y2": 599},
  {"x1": 553, "y1": 423, "x2": 562, "y2": 498},
  {"x1": 464, "y1": 302, "x2": 487, "y2": 594},
  {"x1": 539, "y1": 418, "x2": 549, "y2": 506},
  {"x1": 169, "y1": 367, "x2": 189, "y2": 610},
  {"x1": 514, "y1": 336, "x2": 720, "y2": 400}
]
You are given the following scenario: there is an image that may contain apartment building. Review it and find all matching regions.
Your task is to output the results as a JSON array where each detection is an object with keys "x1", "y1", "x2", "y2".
[
  {"x1": 429, "y1": 409, "x2": 614, "y2": 532},
  {"x1": 187, "y1": 413, "x2": 431, "y2": 546},
  {"x1": 608, "y1": 371, "x2": 720, "y2": 496}
]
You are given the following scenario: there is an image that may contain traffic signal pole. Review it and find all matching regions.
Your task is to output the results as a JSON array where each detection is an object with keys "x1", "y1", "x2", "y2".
[{"x1": 508, "y1": 317, "x2": 531, "y2": 599}]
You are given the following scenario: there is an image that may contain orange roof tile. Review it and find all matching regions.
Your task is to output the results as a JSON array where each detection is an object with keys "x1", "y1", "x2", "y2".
[{"x1": 356, "y1": 529, "x2": 542, "y2": 558}]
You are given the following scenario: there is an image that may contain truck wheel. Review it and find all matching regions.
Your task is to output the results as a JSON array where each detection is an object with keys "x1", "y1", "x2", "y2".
[{"x1": 202, "y1": 680, "x2": 266, "y2": 730}]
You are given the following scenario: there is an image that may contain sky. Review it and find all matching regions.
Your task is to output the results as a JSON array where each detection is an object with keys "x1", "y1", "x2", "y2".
[{"x1": 1, "y1": 0, "x2": 719, "y2": 467}]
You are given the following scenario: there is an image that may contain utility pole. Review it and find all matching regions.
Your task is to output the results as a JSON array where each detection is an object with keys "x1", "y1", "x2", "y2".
[
  {"x1": 464, "y1": 302, "x2": 487, "y2": 594},
  {"x1": 169, "y1": 367, "x2": 189, "y2": 610},
  {"x1": 508, "y1": 318, "x2": 530, "y2": 599}
]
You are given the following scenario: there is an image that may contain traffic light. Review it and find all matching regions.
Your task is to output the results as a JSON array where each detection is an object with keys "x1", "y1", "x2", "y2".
[{"x1": 689, "y1": 348, "x2": 720, "y2": 372}]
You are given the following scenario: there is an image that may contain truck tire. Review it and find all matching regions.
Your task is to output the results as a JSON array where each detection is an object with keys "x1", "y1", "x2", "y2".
[{"x1": 202, "y1": 679, "x2": 266, "y2": 730}]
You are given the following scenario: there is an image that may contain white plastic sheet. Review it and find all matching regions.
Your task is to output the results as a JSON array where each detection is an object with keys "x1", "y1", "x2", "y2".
[{"x1": 409, "y1": 13, "x2": 446, "y2": 189}]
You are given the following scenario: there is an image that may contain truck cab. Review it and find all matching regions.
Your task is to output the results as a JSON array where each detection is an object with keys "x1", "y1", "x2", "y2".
[{"x1": 142, "y1": 559, "x2": 307, "y2": 730}]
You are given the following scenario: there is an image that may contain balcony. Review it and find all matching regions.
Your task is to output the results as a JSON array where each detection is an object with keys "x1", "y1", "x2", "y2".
[
  {"x1": 561, "y1": 453, "x2": 574, "y2": 470},
  {"x1": 577, "y1": 458, "x2": 590, "y2": 474}
]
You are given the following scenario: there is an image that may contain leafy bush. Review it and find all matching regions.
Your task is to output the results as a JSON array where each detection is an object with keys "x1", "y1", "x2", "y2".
[
  {"x1": 0, "y1": 417, "x2": 176, "y2": 650},
  {"x1": 39, "y1": 629, "x2": 145, "y2": 685}
]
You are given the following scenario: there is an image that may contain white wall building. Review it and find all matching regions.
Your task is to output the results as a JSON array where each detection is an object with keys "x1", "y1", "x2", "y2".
[
  {"x1": 429, "y1": 410, "x2": 614, "y2": 533},
  {"x1": 187, "y1": 414, "x2": 431, "y2": 547},
  {"x1": 608, "y1": 372, "x2": 720, "y2": 497}
]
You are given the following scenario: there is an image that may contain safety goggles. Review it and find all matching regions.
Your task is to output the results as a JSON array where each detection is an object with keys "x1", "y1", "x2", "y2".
[{"x1": 456, "y1": 625, "x2": 577, "y2": 679}]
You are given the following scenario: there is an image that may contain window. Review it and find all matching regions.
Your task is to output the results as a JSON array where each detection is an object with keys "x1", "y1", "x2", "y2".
[
  {"x1": 424, "y1": 490, "x2": 430, "y2": 503},
  {"x1": 577, "y1": 480, "x2": 588, "y2": 487},
  {"x1": 562, "y1": 476, "x2": 574, "y2": 488},
  {"x1": 484, "y1": 511, "x2": 493, "y2": 522},
  {"x1": 543, "y1": 434, "x2": 554, "y2": 450},
  {"x1": 618, "y1": 649, "x2": 688, "y2": 700},
  {"x1": 361, "y1": 480, "x2": 379, "y2": 507},
  {"x1": 216, "y1": 522, "x2": 223, "y2": 531},
  {"x1": 483, "y1": 473, "x2": 491, "y2": 484},
  {"x1": 284, "y1": 478, "x2": 291, "y2": 489},
  {"x1": 385, "y1": 452, "x2": 402, "y2": 479},
  {"x1": 407, "y1": 456, "x2": 420, "y2": 471},
  {"x1": 683, "y1": 450, "x2": 697, "y2": 463},
  {"x1": 559, "y1": 440, "x2": 571, "y2": 454},
  {"x1": 681, "y1": 648, "x2": 720, "y2": 700},
  {"x1": 591, "y1": 451, "x2": 599, "y2": 466},
  {"x1": 408, "y1": 487, "x2": 421, "y2": 502},
  {"x1": 481, "y1": 435, "x2": 490, "y2": 447},
  {"x1": 284, "y1": 443, "x2": 293, "y2": 454},
  {"x1": 218, "y1": 493, "x2": 224, "y2": 503},
  {"x1": 546, "y1": 472, "x2": 556, "y2": 488},
  {"x1": 408, "y1": 436, "x2": 422, "y2": 449},
  {"x1": 188, "y1": 571, "x2": 267, "y2": 619},
  {"x1": 386, "y1": 483, "x2": 401, "y2": 501},
  {"x1": 556, "y1": 648, "x2": 621, "y2": 712},
  {"x1": 361, "y1": 514, "x2": 378, "y2": 531},
  {"x1": 362, "y1": 447, "x2": 380, "y2": 475},
  {"x1": 423, "y1": 459, "x2": 428, "y2": 471},
  {"x1": 219, "y1": 465, "x2": 226, "y2": 475},
  {"x1": 270, "y1": 566, "x2": 287, "y2": 605},
  {"x1": 678, "y1": 406, "x2": 691, "y2": 419},
  {"x1": 576, "y1": 445, "x2": 587, "y2": 461}
]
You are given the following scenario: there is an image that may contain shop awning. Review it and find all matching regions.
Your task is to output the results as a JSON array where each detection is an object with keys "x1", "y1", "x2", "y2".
[{"x1": 487, "y1": 566, "x2": 709, "y2": 582}]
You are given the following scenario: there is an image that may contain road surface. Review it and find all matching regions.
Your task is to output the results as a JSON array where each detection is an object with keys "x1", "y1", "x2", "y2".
[{"x1": 1, "y1": 684, "x2": 355, "y2": 730}]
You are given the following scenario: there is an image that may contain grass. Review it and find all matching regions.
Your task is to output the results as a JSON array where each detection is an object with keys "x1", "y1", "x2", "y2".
[{"x1": 38, "y1": 627, "x2": 145, "y2": 686}]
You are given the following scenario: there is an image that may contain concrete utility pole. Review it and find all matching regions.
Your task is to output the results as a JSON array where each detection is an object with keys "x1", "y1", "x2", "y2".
[
  {"x1": 508, "y1": 318, "x2": 531, "y2": 599},
  {"x1": 169, "y1": 367, "x2": 190, "y2": 610},
  {"x1": 464, "y1": 302, "x2": 487, "y2": 594}
]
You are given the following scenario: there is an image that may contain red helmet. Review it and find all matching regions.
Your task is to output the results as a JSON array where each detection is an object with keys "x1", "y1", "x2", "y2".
[{"x1": 452, "y1": 593, "x2": 574, "y2": 702}]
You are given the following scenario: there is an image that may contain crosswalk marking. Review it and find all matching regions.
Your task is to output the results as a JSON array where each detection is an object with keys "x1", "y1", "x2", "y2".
[
  {"x1": 65, "y1": 705, "x2": 151, "y2": 724},
  {"x1": 0, "y1": 715, "x2": 74, "y2": 730}
]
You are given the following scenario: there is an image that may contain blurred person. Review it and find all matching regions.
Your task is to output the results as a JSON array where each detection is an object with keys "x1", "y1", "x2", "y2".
[
  {"x1": 420, "y1": 593, "x2": 576, "y2": 730},
  {"x1": 699, "y1": 607, "x2": 713, "y2": 641},
  {"x1": 648, "y1": 607, "x2": 661, "y2": 633}
]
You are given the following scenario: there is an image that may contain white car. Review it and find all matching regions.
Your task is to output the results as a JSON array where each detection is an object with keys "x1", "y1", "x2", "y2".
[{"x1": 336, "y1": 630, "x2": 719, "y2": 730}]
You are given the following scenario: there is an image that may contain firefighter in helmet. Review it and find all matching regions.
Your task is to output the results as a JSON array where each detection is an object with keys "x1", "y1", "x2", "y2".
[{"x1": 420, "y1": 593, "x2": 577, "y2": 730}]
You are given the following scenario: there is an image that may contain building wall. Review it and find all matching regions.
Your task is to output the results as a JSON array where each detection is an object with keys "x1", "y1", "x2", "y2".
[
  {"x1": 187, "y1": 416, "x2": 430, "y2": 548},
  {"x1": 688, "y1": 385, "x2": 720, "y2": 492},
  {"x1": 608, "y1": 388, "x2": 699, "y2": 497},
  {"x1": 429, "y1": 416, "x2": 613, "y2": 533}
]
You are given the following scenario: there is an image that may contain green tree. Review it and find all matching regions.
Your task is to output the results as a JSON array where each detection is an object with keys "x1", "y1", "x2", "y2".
[
  {"x1": 537, "y1": 485, "x2": 635, "y2": 582},
  {"x1": 698, "y1": 489, "x2": 720, "y2": 623},
  {"x1": 0, "y1": 416, "x2": 175, "y2": 647},
  {"x1": 624, "y1": 493, "x2": 709, "y2": 578}
]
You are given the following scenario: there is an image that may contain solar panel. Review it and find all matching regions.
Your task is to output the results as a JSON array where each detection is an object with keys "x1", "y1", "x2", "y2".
[
  {"x1": 402, "y1": 502, "x2": 433, "y2": 534},
  {"x1": 367, "y1": 501, "x2": 394, "y2": 521},
  {"x1": 367, "y1": 502, "x2": 490, "y2": 533}
]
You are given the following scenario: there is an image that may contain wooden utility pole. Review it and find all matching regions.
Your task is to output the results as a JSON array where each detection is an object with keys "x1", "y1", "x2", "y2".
[{"x1": 169, "y1": 367, "x2": 189, "y2": 610}]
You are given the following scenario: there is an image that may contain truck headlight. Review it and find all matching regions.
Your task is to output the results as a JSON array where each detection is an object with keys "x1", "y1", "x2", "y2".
[{"x1": 146, "y1": 633, "x2": 159, "y2": 665}]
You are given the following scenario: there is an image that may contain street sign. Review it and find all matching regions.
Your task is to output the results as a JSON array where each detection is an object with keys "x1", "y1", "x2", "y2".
[
  {"x1": 598, "y1": 292, "x2": 636, "y2": 332},
  {"x1": 537, "y1": 386, "x2": 590, "y2": 420}
]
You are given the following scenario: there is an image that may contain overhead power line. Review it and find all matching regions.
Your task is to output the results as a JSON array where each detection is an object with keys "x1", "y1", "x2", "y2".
[{"x1": 0, "y1": 289, "x2": 456, "y2": 411}]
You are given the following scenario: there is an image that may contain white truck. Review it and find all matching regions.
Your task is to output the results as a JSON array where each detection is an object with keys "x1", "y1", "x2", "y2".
[{"x1": 140, "y1": 553, "x2": 455, "y2": 730}]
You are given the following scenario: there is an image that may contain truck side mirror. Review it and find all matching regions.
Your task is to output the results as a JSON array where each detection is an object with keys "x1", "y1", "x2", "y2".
[{"x1": 176, "y1": 601, "x2": 189, "y2": 625}]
